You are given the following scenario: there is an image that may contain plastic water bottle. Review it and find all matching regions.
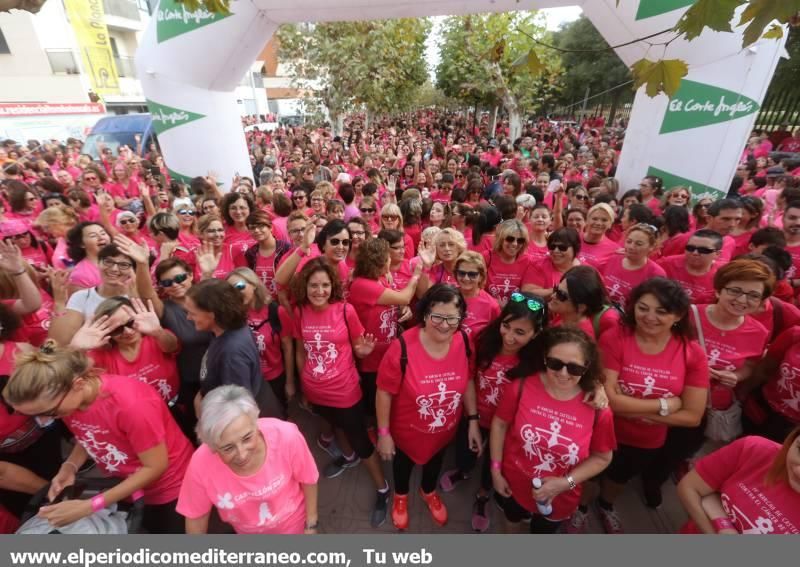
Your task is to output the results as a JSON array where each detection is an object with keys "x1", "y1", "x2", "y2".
[{"x1": 532, "y1": 478, "x2": 552, "y2": 516}]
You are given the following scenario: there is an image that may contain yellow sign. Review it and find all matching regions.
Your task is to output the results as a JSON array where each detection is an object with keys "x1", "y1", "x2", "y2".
[{"x1": 64, "y1": 0, "x2": 120, "y2": 96}]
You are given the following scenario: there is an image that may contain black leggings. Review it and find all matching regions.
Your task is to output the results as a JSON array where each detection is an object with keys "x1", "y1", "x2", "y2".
[
  {"x1": 454, "y1": 419, "x2": 491, "y2": 492},
  {"x1": 494, "y1": 493, "x2": 561, "y2": 533},
  {"x1": 392, "y1": 446, "x2": 447, "y2": 496},
  {"x1": 266, "y1": 374, "x2": 289, "y2": 418},
  {"x1": 142, "y1": 499, "x2": 185, "y2": 534},
  {"x1": 359, "y1": 371, "x2": 378, "y2": 418},
  {"x1": 0, "y1": 426, "x2": 64, "y2": 518},
  {"x1": 313, "y1": 400, "x2": 374, "y2": 460}
]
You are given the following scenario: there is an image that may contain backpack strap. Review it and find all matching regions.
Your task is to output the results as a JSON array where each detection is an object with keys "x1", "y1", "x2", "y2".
[
  {"x1": 399, "y1": 335, "x2": 408, "y2": 384},
  {"x1": 592, "y1": 305, "x2": 611, "y2": 338},
  {"x1": 459, "y1": 328, "x2": 472, "y2": 360},
  {"x1": 769, "y1": 297, "x2": 784, "y2": 343}
]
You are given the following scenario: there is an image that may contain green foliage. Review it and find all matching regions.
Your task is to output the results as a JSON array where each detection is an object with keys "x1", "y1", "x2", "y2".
[
  {"x1": 175, "y1": 0, "x2": 231, "y2": 13},
  {"x1": 631, "y1": 59, "x2": 688, "y2": 97},
  {"x1": 767, "y1": 26, "x2": 800, "y2": 93}
]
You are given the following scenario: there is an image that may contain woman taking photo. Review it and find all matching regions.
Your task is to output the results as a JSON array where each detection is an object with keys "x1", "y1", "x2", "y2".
[
  {"x1": 595, "y1": 278, "x2": 709, "y2": 534},
  {"x1": 522, "y1": 228, "x2": 582, "y2": 300},
  {"x1": 549, "y1": 265, "x2": 619, "y2": 339},
  {"x1": 491, "y1": 327, "x2": 616, "y2": 533},
  {"x1": 377, "y1": 284, "x2": 481, "y2": 530},
  {"x1": 454, "y1": 252, "x2": 500, "y2": 338},
  {"x1": 677, "y1": 428, "x2": 800, "y2": 534},
  {"x1": 65, "y1": 222, "x2": 111, "y2": 294},
  {"x1": 440, "y1": 292, "x2": 548, "y2": 532},
  {"x1": 4, "y1": 343, "x2": 193, "y2": 533},
  {"x1": 178, "y1": 386, "x2": 319, "y2": 534},
  {"x1": 579, "y1": 204, "x2": 619, "y2": 270},
  {"x1": 290, "y1": 259, "x2": 389, "y2": 528},
  {"x1": 601, "y1": 224, "x2": 666, "y2": 309},
  {"x1": 483, "y1": 220, "x2": 532, "y2": 307}
]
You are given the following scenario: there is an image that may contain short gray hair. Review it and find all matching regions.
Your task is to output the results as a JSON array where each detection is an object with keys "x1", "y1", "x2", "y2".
[{"x1": 196, "y1": 385, "x2": 259, "y2": 449}]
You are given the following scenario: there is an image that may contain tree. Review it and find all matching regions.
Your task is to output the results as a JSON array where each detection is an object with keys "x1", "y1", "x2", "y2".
[
  {"x1": 435, "y1": 12, "x2": 561, "y2": 140},
  {"x1": 767, "y1": 26, "x2": 800, "y2": 93},
  {"x1": 276, "y1": 19, "x2": 430, "y2": 133}
]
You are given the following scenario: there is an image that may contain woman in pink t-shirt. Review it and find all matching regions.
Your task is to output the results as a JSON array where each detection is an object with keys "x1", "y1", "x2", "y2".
[
  {"x1": 36, "y1": 206, "x2": 79, "y2": 270},
  {"x1": 291, "y1": 259, "x2": 390, "y2": 527},
  {"x1": 195, "y1": 215, "x2": 243, "y2": 281},
  {"x1": 173, "y1": 203, "x2": 200, "y2": 251},
  {"x1": 677, "y1": 430, "x2": 800, "y2": 534},
  {"x1": 522, "y1": 227, "x2": 582, "y2": 300},
  {"x1": 4, "y1": 343, "x2": 193, "y2": 533},
  {"x1": 379, "y1": 203, "x2": 415, "y2": 260},
  {"x1": 417, "y1": 228, "x2": 467, "y2": 297},
  {"x1": 376, "y1": 284, "x2": 481, "y2": 531},
  {"x1": 549, "y1": 265, "x2": 619, "y2": 340},
  {"x1": 593, "y1": 277, "x2": 709, "y2": 534},
  {"x1": 454, "y1": 252, "x2": 501, "y2": 339},
  {"x1": 440, "y1": 291, "x2": 548, "y2": 532},
  {"x1": 178, "y1": 386, "x2": 319, "y2": 534},
  {"x1": 483, "y1": 219, "x2": 532, "y2": 307},
  {"x1": 64, "y1": 221, "x2": 111, "y2": 294},
  {"x1": 275, "y1": 219, "x2": 352, "y2": 293},
  {"x1": 579, "y1": 203, "x2": 619, "y2": 270},
  {"x1": 525, "y1": 204, "x2": 551, "y2": 261},
  {"x1": 601, "y1": 223, "x2": 666, "y2": 310},
  {"x1": 491, "y1": 327, "x2": 615, "y2": 533},
  {"x1": 221, "y1": 193, "x2": 257, "y2": 257}
]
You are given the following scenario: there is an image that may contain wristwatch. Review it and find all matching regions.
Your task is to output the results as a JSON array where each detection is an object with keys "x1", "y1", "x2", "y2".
[
  {"x1": 565, "y1": 475, "x2": 577, "y2": 491},
  {"x1": 658, "y1": 398, "x2": 669, "y2": 417}
]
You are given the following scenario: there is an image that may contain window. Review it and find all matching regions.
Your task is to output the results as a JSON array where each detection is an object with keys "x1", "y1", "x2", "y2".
[{"x1": 0, "y1": 29, "x2": 10, "y2": 55}]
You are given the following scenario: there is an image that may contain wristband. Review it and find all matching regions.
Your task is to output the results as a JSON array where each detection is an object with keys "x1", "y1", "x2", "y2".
[
  {"x1": 62, "y1": 461, "x2": 78, "y2": 473},
  {"x1": 466, "y1": 414, "x2": 479, "y2": 421},
  {"x1": 565, "y1": 475, "x2": 577, "y2": 490},
  {"x1": 490, "y1": 460, "x2": 502, "y2": 471},
  {"x1": 91, "y1": 494, "x2": 107, "y2": 513},
  {"x1": 131, "y1": 489, "x2": 145, "y2": 501},
  {"x1": 377, "y1": 427, "x2": 391, "y2": 437},
  {"x1": 712, "y1": 517, "x2": 736, "y2": 533}
]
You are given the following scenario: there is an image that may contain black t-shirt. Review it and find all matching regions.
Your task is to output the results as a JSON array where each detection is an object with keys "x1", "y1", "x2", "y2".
[
  {"x1": 161, "y1": 301, "x2": 213, "y2": 385},
  {"x1": 199, "y1": 325, "x2": 262, "y2": 396}
]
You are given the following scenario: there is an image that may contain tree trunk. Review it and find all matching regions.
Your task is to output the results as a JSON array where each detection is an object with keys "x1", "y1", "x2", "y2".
[
  {"x1": 489, "y1": 105, "x2": 499, "y2": 138},
  {"x1": 508, "y1": 108, "x2": 522, "y2": 142},
  {"x1": 365, "y1": 108, "x2": 372, "y2": 130}
]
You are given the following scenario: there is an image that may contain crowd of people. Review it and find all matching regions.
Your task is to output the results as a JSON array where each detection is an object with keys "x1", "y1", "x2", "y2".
[{"x1": 0, "y1": 109, "x2": 798, "y2": 535}]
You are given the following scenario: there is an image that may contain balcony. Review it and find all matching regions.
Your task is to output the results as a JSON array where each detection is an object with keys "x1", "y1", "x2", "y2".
[
  {"x1": 114, "y1": 56, "x2": 136, "y2": 78},
  {"x1": 45, "y1": 49, "x2": 80, "y2": 75},
  {"x1": 103, "y1": 0, "x2": 140, "y2": 21}
]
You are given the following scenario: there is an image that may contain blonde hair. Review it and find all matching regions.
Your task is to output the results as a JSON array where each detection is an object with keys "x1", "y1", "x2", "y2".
[
  {"x1": 35, "y1": 206, "x2": 79, "y2": 232},
  {"x1": 5, "y1": 341, "x2": 99, "y2": 405},
  {"x1": 315, "y1": 181, "x2": 335, "y2": 201},
  {"x1": 455, "y1": 251, "x2": 488, "y2": 288},
  {"x1": 434, "y1": 228, "x2": 467, "y2": 257},
  {"x1": 420, "y1": 226, "x2": 441, "y2": 246},
  {"x1": 380, "y1": 203, "x2": 403, "y2": 229},
  {"x1": 226, "y1": 267, "x2": 269, "y2": 310},
  {"x1": 493, "y1": 219, "x2": 529, "y2": 256},
  {"x1": 93, "y1": 296, "x2": 132, "y2": 321}
]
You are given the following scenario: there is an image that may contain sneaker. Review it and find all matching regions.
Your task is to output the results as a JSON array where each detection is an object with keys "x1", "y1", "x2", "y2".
[
  {"x1": 419, "y1": 488, "x2": 448, "y2": 526},
  {"x1": 317, "y1": 434, "x2": 342, "y2": 459},
  {"x1": 371, "y1": 490, "x2": 390, "y2": 528},
  {"x1": 392, "y1": 494, "x2": 409, "y2": 530},
  {"x1": 439, "y1": 469, "x2": 467, "y2": 493},
  {"x1": 471, "y1": 495, "x2": 490, "y2": 532},
  {"x1": 563, "y1": 507, "x2": 589, "y2": 534},
  {"x1": 323, "y1": 454, "x2": 360, "y2": 479},
  {"x1": 599, "y1": 506, "x2": 624, "y2": 534}
]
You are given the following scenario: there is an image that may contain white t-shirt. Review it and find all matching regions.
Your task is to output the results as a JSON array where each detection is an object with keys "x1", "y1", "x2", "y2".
[{"x1": 66, "y1": 287, "x2": 127, "y2": 319}]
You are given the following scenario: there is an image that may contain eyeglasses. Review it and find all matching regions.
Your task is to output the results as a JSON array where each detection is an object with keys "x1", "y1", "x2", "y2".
[
  {"x1": 349, "y1": 230, "x2": 366, "y2": 238},
  {"x1": 722, "y1": 287, "x2": 763, "y2": 303},
  {"x1": 389, "y1": 244, "x2": 406, "y2": 251},
  {"x1": 329, "y1": 238, "x2": 350, "y2": 247},
  {"x1": 544, "y1": 356, "x2": 588, "y2": 377},
  {"x1": 382, "y1": 215, "x2": 399, "y2": 221},
  {"x1": 83, "y1": 176, "x2": 98, "y2": 182},
  {"x1": 101, "y1": 258, "x2": 133, "y2": 271},
  {"x1": 158, "y1": 272, "x2": 189, "y2": 288},
  {"x1": 360, "y1": 208, "x2": 376, "y2": 214},
  {"x1": 685, "y1": 244, "x2": 717, "y2": 255},
  {"x1": 26, "y1": 387, "x2": 71, "y2": 418},
  {"x1": 177, "y1": 209, "x2": 196, "y2": 216},
  {"x1": 504, "y1": 236, "x2": 526, "y2": 245},
  {"x1": 109, "y1": 319, "x2": 136, "y2": 337},
  {"x1": 547, "y1": 243, "x2": 570, "y2": 252},
  {"x1": 119, "y1": 218, "x2": 137, "y2": 226},
  {"x1": 292, "y1": 194, "x2": 307, "y2": 200},
  {"x1": 428, "y1": 313, "x2": 462, "y2": 327},
  {"x1": 456, "y1": 269, "x2": 480, "y2": 280},
  {"x1": 232, "y1": 281, "x2": 247, "y2": 291},
  {"x1": 247, "y1": 223, "x2": 271, "y2": 231},
  {"x1": 205, "y1": 228, "x2": 225, "y2": 234},
  {"x1": 510, "y1": 292, "x2": 544, "y2": 313},
  {"x1": 552, "y1": 286, "x2": 569, "y2": 302},
  {"x1": 288, "y1": 227, "x2": 306, "y2": 235}
]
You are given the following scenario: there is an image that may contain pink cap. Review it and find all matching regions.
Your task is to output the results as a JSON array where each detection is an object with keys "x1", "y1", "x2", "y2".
[{"x1": 0, "y1": 219, "x2": 30, "y2": 238}]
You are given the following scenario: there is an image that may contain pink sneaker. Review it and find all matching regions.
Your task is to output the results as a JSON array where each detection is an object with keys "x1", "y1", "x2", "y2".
[{"x1": 564, "y1": 507, "x2": 589, "y2": 534}]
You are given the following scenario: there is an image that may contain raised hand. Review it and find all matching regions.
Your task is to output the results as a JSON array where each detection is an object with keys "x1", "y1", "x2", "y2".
[
  {"x1": 0, "y1": 240, "x2": 25, "y2": 273},
  {"x1": 114, "y1": 235, "x2": 149, "y2": 265},
  {"x1": 302, "y1": 222, "x2": 316, "y2": 252},
  {"x1": 138, "y1": 181, "x2": 150, "y2": 199},
  {"x1": 129, "y1": 298, "x2": 161, "y2": 336},
  {"x1": 196, "y1": 241, "x2": 221, "y2": 277},
  {"x1": 69, "y1": 316, "x2": 113, "y2": 350},
  {"x1": 353, "y1": 333, "x2": 376, "y2": 358},
  {"x1": 417, "y1": 242, "x2": 436, "y2": 269}
]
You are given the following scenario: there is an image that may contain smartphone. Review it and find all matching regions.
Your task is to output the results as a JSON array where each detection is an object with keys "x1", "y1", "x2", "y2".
[{"x1": 548, "y1": 179, "x2": 561, "y2": 193}]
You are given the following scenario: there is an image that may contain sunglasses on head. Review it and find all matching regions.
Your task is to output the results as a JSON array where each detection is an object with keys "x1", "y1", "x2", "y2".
[
  {"x1": 504, "y1": 236, "x2": 526, "y2": 245},
  {"x1": 547, "y1": 243, "x2": 570, "y2": 252},
  {"x1": 329, "y1": 238, "x2": 350, "y2": 247},
  {"x1": 109, "y1": 319, "x2": 135, "y2": 337},
  {"x1": 510, "y1": 292, "x2": 544, "y2": 313},
  {"x1": 544, "y1": 356, "x2": 588, "y2": 377},
  {"x1": 552, "y1": 286, "x2": 569, "y2": 302},
  {"x1": 158, "y1": 272, "x2": 189, "y2": 288}
]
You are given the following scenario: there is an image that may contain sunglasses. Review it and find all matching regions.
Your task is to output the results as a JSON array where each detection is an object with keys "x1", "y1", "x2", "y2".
[
  {"x1": 544, "y1": 356, "x2": 588, "y2": 377},
  {"x1": 547, "y1": 243, "x2": 570, "y2": 252},
  {"x1": 158, "y1": 272, "x2": 189, "y2": 288},
  {"x1": 382, "y1": 215, "x2": 400, "y2": 221},
  {"x1": 329, "y1": 238, "x2": 350, "y2": 247},
  {"x1": 360, "y1": 208, "x2": 376, "y2": 214},
  {"x1": 293, "y1": 194, "x2": 307, "y2": 200},
  {"x1": 510, "y1": 292, "x2": 544, "y2": 313},
  {"x1": 552, "y1": 286, "x2": 569, "y2": 302},
  {"x1": 456, "y1": 269, "x2": 480, "y2": 280},
  {"x1": 232, "y1": 280, "x2": 247, "y2": 291},
  {"x1": 504, "y1": 236, "x2": 526, "y2": 245},
  {"x1": 83, "y1": 177, "x2": 98, "y2": 181},
  {"x1": 109, "y1": 319, "x2": 136, "y2": 337},
  {"x1": 25, "y1": 387, "x2": 71, "y2": 418},
  {"x1": 119, "y1": 218, "x2": 137, "y2": 226},
  {"x1": 177, "y1": 209, "x2": 196, "y2": 216},
  {"x1": 574, "y1": 194, "x2": 589, "y2": 201},
  {"x1": 685, "y1": 244, "x2": 717, "y2": 255}
]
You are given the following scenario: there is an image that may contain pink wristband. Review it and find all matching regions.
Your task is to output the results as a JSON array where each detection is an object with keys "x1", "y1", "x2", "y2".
[
  {"x1": 377, "y1": 427, "x2": 391, "y2": 437},
  {"x1": 91, "y1": 494, "x2": 106, "y2": 513},
  {"x1": 131, "y1": 489, "x2": 145, "y2": 501},
  {"x1": 712, "y1": 517, "x2": 736, "y2": 533},
  {"x1": 490, "y1": 460, "x2": 502, "y2": 471}
]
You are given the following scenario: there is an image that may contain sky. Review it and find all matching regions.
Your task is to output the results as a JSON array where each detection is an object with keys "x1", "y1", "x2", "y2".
[{"x1": 424, "y1": 6, "x2": 583, "y2": 79}]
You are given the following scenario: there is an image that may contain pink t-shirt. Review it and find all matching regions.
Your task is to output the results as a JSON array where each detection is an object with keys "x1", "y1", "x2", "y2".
[
  {"x1": 192, "y1": 245, "x2": 244, "y2": 281},
  {"x1": 522, "y1": 257, "x2": 572, "y2": 291},
  {"x1": 63, "y1": 374, "x2": 192, "y2": 504},
  {"x1": 662, "y1": 232, "x2": 736, "y2": 264},
  {"x1": 427, "y1": 264, "x2": 458, "y2": 287},
  {"x1": 657, "y1": 255, "x2": 718, "y2": 305},
  {"x1": 692, "y1": 436, "x2": 800, "y2": 534},
  {"x1": 177, "y1": 419, "x2": 318, "y2": 534},
  {"x1": 750, "y1": 299, "x2": 800, "y2": 346},
  {"x1": 377, "y1": 326, "x2": 472, "y2": 464},
  {"x1": 483, "y1": 251, "x2": 531, "y2": 306},
  {"x1": 0, "y1": 343, "x2": 41, "y2": 452},
  {"x1": 224, "y1": 226, "x2": 257, "y2": 257},
  {"x1": 20, "y1": 244, "x2": 48, "y2": 271},
  {"x1": 4, "y1": 290, "x2": 53, "y2": 347},
  {"x1": 462, "y1": 290, "x2": 501, "y2": 340},
  {"x1": 495, "y1": 375, "x2": 616, "y2": 520},
  {"x1": 348, "y1": 277, "x2": 399, "y2": 373},
  {"x1": 763, "y1": 327, "x2": 800, "y2": 424},
  {"x1": 601, "y1": 255, "x2": 666, "y2": 310},
  {"x1": 68, "y1": 258, "x2": 102, "y2": 289},
  {"x1": 292, "y1": 302, "x2": 364, "y2": 408},
  {"x1": 476, "y1": 353, "x2": 518, "y2": 429},
  {"x1": 526, "y1": 241, "x2": 549, "y2": 262},
  {"x1": 248, "y1": 305, "x2": 292, "y2": 381},
  {"x1": 272, "y1": 217, "x2": 289, "y2": 242},
  {"x1": 51, "y1": 237, "x2": 71, "y2": 270},
  {"x1": 390, "y1": 259, "x2": 416, "y2": 290},
  {"x1": 690, "y1": 305, "x2": 767, "y2": 410},
  {"x1": 89, "y1": 335, "x2": 181, "y2": 403},
  {"x1": 106, "y1": 179, "x2": 139, "y2": 200},
  {"x1": 578, "y1": 236, "x2": 619, "y2": 270},
  {"x1": 785, "y1": 243, "x2": 800, "y2": 280},
  {"x1": 296, "y1": 253, "x2": 350, "y2": 291},
  {"x1": 599, "y1": 325, "x2": 709, "y2": 449}
]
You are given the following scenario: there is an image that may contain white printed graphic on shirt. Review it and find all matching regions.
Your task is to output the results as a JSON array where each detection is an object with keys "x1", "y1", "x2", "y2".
[
  {"x1": 415, "y1": 381, "x2": 462, "y2": 433},
  {"x1": 606, "y1": 281, "x2": 625, "y2": 309},
  {"x1": 304, "y1": 332, "x2": 339, "y2": 378},
  {"x1": 722, "y1": 493, "x2": 774, "y2": 534},
  {"x1": 618, "y1": 373, "x2": 676, "y2": 399},
  {"x1": 257, "y1": 502, "x2": 275, "y2": 526},
  {"x1": 519, "y1": 412, "x2": 583, "y2": 477},
  {"x1": 217, "y1": 493, "x2": 235, "y2": 510},
  {"x1": 73, "y1": 426, "x2": 129, "y2": 473},
  {"x1": 488, "y1": 278, "x2": 514, "y2": 306},
  {"x1": 255, "y1": 332, "x2": 267, "y2": 354},
  {"x1": 479, "y1": 369, "x2": 510, "y2": 408},
  {"x1": 378, "y1": 307, "x2": 398, "y2": 341},
  {"x1": 777, "y1": 363, "x2": 800, "y2": 413}
]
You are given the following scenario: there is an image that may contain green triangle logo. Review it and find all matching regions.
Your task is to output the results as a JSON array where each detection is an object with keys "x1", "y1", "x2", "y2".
[
  {"x1": 156, "y1": 0, "x2": 232, "y2": 43},
  {"x1": 646, "y1": 166, "x2": 725, "y2": 204},
  {"x1": 147, "y1": 99, "x2": 205, "y2": 134},
  {"x1": 167, "y1": 169, "x2": 194, "y2": 185},
  {"x1": 636, "y1": 0, "x2": 696, "y2": 20},
  {"x1": 659, "y1": 80, "x2": 760, "y2": 134}
]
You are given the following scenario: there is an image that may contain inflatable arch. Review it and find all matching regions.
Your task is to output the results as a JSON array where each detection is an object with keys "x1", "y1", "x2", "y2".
[{"x1": 136, "y1": 0, "x2": 787, "y2": 199}]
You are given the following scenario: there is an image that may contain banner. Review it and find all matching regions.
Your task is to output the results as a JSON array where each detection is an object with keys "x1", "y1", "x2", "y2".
[{"x1": 64, "y1": 0, "x2": 120, "y2": 96}]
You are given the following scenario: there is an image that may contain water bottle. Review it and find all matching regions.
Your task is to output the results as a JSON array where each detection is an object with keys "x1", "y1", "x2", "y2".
[{"x1": 532, "y1": 478, "x2": 552, "y2": 516}]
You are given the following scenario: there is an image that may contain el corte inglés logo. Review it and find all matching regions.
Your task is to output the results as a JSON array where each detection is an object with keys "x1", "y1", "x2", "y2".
[
  {"x1": 660, "y1": 80, "x2": 759, "y2": 134},
  {"x1": 156, "y1": 0, "x2": 232, "y2": 43},
  {"x1": 635, "y1": 0, "x2": 696, "y2": 21},
  {"x1": 147, "y1": 100, "x2": 205, "y2": 134}
]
